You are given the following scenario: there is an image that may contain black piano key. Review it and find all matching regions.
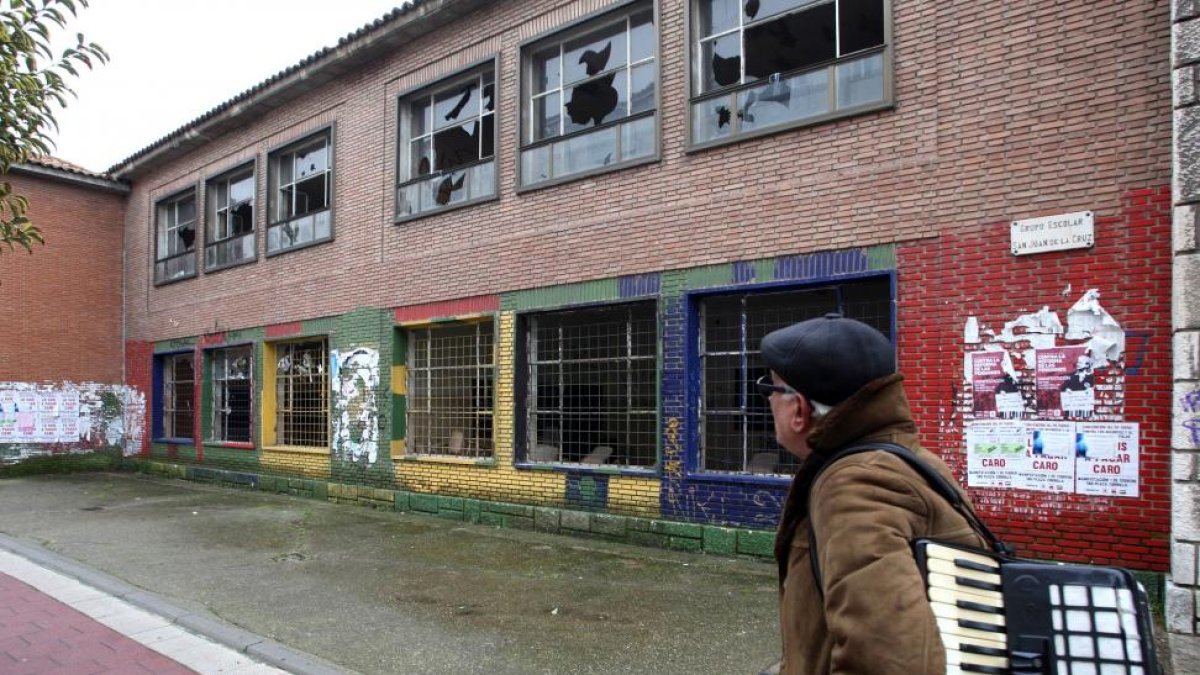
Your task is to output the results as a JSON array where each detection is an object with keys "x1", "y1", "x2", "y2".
[
  {"x1": 954, "y1": 558, "x2": 998, "y2": 574},
  {"x1": 959, "y1": 618, "x2": 1005, "y2": 634},
  {"x1": 955, "y1": 575, "x2": 1003, "y2": 593},
  {"x1": 960, "y1": 643, "x2": 1008, "y2": 658},
  {"x1": 959, "y1": 664, "x2": 1008, "y2": 674},
  {"x1": 956, "y1": 598, "x2": 1004, "y2": 615}
]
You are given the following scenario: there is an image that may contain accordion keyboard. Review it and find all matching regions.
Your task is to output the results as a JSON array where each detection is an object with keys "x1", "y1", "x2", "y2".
[{"x1": 918, "y1": 541, "x2": 1157, "y2": 675}]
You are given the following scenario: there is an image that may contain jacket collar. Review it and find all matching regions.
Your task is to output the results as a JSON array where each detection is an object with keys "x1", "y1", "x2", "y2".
[{"x1": 805, "y1": 373, "x2": 918, "y2": 456}]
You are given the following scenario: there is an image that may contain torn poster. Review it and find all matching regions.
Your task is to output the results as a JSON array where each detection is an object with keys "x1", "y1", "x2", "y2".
[
  {"x1": 331, "y1": 347, "x2": 380, "y2": 464},
  {"x1": 966, "y1": 420, "x2": 1028, "y2": 489},
  {"x1": 1022, "y1": 420, "x2": 1075, "y2": 493},
  {"x1": 1074, "y1": 422, "x2": 1139, "y2": 497},
  {"x1": 1035, "y1": 345, "x2": 1094, "y2": 419},
  {"x1": 1065, "y1": 289, "x2": 1125, "y2": 366},
  {"x1": 970, "y1": 351, "x2": 1023, "y2": 418}
]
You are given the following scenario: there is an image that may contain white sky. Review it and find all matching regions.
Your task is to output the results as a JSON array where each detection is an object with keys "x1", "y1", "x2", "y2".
[{"x1": 47, "y1": 0, "x2": 405, "y2": 172}]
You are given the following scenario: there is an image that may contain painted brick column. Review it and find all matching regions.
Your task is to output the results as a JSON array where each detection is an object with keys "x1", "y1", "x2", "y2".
[{"x1": 1172, "y1": 0, "x2": 1200, "y2": 636}]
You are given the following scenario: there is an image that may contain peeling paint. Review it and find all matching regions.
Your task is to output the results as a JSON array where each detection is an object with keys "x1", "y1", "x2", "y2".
[
  {"x1": 992, "y1": 306, "x2": 1063, "y2": 343},
  {"x1": 1065, "y1": 289, "x2": 1125, "y2": 366},
  {"x1": 964, "y1": 316, "x2": 980, "y2": 344},
  {"x1": 331, "y1": 348, "x2": 380, "y2": 464},
  {"x1": 0, "y1": 381, "x2": 145, "y2": 460}
]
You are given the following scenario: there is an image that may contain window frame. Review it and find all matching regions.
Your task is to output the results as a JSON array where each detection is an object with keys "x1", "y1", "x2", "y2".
[
  {"x1": 518, "y1": 300, "x2": 660, "y2": 471},
  {"x1": 405, "y1": 320, "x2": 496, "y2": 459},
  {"x1": 265, "y1": 126, "x2": 335, "y2": 257},
  {"x1": 263, "y1": 337, "x2": 330, "y2": 450},
  {"x1": 684, "y1": 0, "x2": 893, "y2": 152},
  {"x1": 204, "y1": 161, "x2": 258, "y2": 273},
  {"x1": 153, "y1": 187, "x2": 199, "y2": 286},
  {"x1": 515, "y1": 0, "x2": 662, "y2": 192},
  {"x1": 688, "y1": 273, "x2": 895, "y2": 480},
  {"x1": 395, "y1": 58, "x2": 500, "y2": 224},
  {"x1": 153, "y1": 351, "x2": 196, "y2": 443},
  {"x1": 206, "y1": 344, "x2": 255, "y2": 447}
]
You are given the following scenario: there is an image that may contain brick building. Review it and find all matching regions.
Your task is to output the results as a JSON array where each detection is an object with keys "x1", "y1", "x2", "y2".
[{"x1": 4, "y1": 0, "x2": 1177, "y2": 571}]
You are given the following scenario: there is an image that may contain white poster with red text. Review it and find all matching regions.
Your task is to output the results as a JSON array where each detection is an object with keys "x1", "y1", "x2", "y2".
[{"x1": 1074, "y1": 422, "x2": 1139, "y2": 497}]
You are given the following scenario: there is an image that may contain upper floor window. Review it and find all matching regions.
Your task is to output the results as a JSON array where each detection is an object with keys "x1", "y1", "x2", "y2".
[
  {"x1": 154, "y1": 190, "x2": 197, "y2": 284},
  {"x1": 267, "y1": 130, "x2": 332, "y2": 254},
  {"x1": 691, "y1": 0, "x2": 888, "y2": 146},
  {"x1": 397, "y1": 65, "x2": 496, "y2": 219},
  {"x1": 407, "y1": 322, "x2": 495, "y2": 457},
  {"x1": 698, "y1": 276, "x2": 891, "y2": 475},
  {"x1": 210, "y1": 345, "x2": 253, "y2": 443},
  {"x1": 524, "y1": 302, "x2": 658, "y2": 467},
  {"x1": 520, "y1": 2, "x2": 657, "y2": 186},
  {"x1": 206, "y1": 165, "x2": 256, "y2": 271}
]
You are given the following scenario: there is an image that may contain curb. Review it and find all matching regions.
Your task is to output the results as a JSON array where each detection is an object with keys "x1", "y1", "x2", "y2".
[{"x1": 0, "y1": 532, "x2": 355, "y2": 675}]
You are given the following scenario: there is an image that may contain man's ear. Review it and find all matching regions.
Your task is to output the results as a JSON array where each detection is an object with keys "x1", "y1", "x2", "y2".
[{"x1": 786, "y1": 395, "x2": 812, "y2": 435}]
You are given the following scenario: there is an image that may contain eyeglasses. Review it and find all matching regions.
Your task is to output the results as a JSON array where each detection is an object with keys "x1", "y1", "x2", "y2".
[{"x1": 755, "y1": 374, "x2": 798, "y2": 400}]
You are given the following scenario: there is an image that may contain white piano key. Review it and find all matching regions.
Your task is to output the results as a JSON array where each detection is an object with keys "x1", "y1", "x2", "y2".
[
  {"x1": 1064, "y1": 585, "x2": 1090, "y2": 606},
  {"x1": 1126, "y1": 638, "x2": 1142, "y2": 662},
  {"x1": 1050, "y1": 584, "x2": 1061, "y2": 606},
  {"x1": 1069, "y1": 634, "x2": 1095, "y2": 658},
  {"x1": 927, "y1": 572, "x2": 1004, "y2": 604},
  {"x1": 927, "y1": 585, "x2": 1003, "y2": 610},
  {"x1": 930, "y1": 600, "x2": 1007, "y2": 628},
  {"x1": 927, "y1": 558, "x2": 1002, "y2": 586},
  {"x1": 1097, "y1": 636, "x2": 1124, "y2": 660},
  {"x1": 924, "y1": 543, "x2": 1002, "y2": 570},
  {"x1": 1067, "y1": 609, "x2": 1093, "y2": 632},
  {"x1": 1095, "y1": 610, "x2": 1121, "y2": 634},
  {"x1": 1092, "y1": 586, "x2": 1118, "y2": 608},
  {"x1": 1055, "y1": 635, "x2": 1065, "y2": 657},
  {"x1": 1131, "y1": 666, "x2": 1144, "y2": 675},
  {"x1": 1053, "y1": 609, "x2": 1063, "y2": 631},
  {"x1": 940, "y1": 631, "x2": 1008, "y2": 653},
  {"x1": 1073, "y1": 661, "x2": 1097, "y2": 675},
  {"x1": 935, "y1": 616, "x2": 1008, "y2": 645},
  {"x1": 1057, "y1": 661, "x2": 1069, "y2": 675},
  {"x1": 1099, "y1": 664, "x2": 1126, "y2": 675},
  {"x1": 1117, "y1": 589, "x2": 1135, "y2": 611},
  {"x1": 1120, "y1": 611, "x2": 1139, "y2": 635}
]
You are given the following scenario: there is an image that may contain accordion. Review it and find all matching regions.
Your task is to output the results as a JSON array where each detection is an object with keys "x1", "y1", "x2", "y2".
[
  {"x1": 915, "y1": 539, "x2": 1160, "y2": 675},
  {"x1": 808, "y1": 442, "x2": 1163, "y2": 675}
]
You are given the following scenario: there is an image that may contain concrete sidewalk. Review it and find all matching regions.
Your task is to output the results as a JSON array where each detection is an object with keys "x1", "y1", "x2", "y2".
[{"x1": 0, "y1": 473, "x2": 781, "y2": 674}]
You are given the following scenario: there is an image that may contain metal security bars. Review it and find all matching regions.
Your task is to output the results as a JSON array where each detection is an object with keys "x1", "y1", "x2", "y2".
[
  {"x1": 525, "y1": 303, "x2": 657, "y2": 467},
  {"x1": 699, "y1": 277, "x2": 892, "y2": 475},
  {"x1": 274, "y1": 339, "x2": 328, "y2": 448},
  {"x1": 407, "y1": 322, "x2": 495, "y2": 457},
  {"x1": 211, "y1": 346, "x2": 252, "y2": 443},
  {"x1": 162, "y1": 353, "x2": 195, "y2": 439}
]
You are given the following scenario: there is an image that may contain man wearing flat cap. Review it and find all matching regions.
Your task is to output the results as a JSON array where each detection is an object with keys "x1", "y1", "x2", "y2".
[{"x1": 759, "y1": 314, "x2": 984, "y2": 675}]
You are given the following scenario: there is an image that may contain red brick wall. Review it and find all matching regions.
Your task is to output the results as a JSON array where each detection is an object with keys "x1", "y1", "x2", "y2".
[
  {"x1": 119, "y1": 0, "x2": 1170, "y2": 343},
  {"x1": 0, "y1": 172, "x2": 125, "y2": 383},
  {"x1": 898, "y1": 186, "x2": 1173, "y2": 570},
  {"x1": 123, "y1": 340, "x2": 154, "y2": 456}
]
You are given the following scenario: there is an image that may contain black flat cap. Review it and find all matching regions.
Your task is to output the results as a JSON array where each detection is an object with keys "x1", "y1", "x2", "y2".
[{"x1": 760, "y1": 313, "x2": 895, "y2": 407}]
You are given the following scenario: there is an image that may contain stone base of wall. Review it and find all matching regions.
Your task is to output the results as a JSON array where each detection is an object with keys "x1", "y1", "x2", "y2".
[{"x1": 127, "y1": 460, "x2": 777, "y2": 560}]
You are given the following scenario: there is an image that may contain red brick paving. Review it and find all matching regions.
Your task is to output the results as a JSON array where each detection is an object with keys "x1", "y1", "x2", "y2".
[{"x1": 0, "y1": 572, "x2": 194, "y2": 674}]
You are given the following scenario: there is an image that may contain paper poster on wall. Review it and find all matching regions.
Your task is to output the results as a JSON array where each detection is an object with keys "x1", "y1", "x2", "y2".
[
  {"x1": 58, "y1": 416, "x2": 79, "y2": 441},
  {"x1": 966, "y1": 420, "x2": 1027, "y2": 488},
  {"x1": 1074, "y1": 422, "x2": 1139, "y2": 497},
  {"x1": 1020, "y1": 421, "x2": 1075, "y2": 493},
  {"x1": 37, "y1": 391, "x2": 59, "y2": 416},
  {"x1": 970, "y1": 352, "x2": 1023, "y2": 417},
  {"x1": 1036, "y1": 345, "x2": 1094, "y2": 418},
  {"x1": 0, "y1": 416, "x2": 14, "y2": 441},
  {"x1": 15, "y1": 390, "x2": 37, "y2": 415},
  {"x1": 0, "y1": 390, "x2": 16, "y2": 415},
  {"x1": 14, "y1": 411, "x2": 36, "y2": 441},
  {"x1": 59, "y1": 390, "x2": 79, "y2": 418},
  {"x1": 36, "y1": 414, "x2": 58, "y2": 442}
]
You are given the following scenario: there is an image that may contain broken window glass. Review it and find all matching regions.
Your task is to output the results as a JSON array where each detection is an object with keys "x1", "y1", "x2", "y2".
[
  {"x1": 433, "y1": 120, "x2": 481, "y2": 172},
  {"x1": 744, "y1": 2, "x2": 835, "y2": 81},
  {"x1": 838, "y1": 0, "x2": 885, "y2": 54},
  {"x1": 745, "y1": 0, "x2": 820, "y2": 22},
  {"x1": 699, "y1": 0, "x2": 739, "y2": 36},
  {"x1": 564, "y1": 69, "x2": 626, "y2": 133},
  {"x1": 434, "y1": 82, "x2": 479, "y2": 128},
  {"x1": 700, "y1": 32, "x2": 741, "y2": 91},
  {"x1": 737, "y1": 68, "x2": 827, "y2": 132},
  {"x1": 691, "y1": 96, "x2": 735, "y2": 144},
  {"x1": 294, "y1": 143, "x2": 328, "y2": 180},
  {"x1": 291, "y1": 173, "x2": 328, "y2": 218},
  {"x1": 563, "y1": 22, "x2": 627, "y2": 85}
]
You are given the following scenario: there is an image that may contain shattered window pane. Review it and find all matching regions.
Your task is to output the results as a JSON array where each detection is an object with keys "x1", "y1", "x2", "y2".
[
  {"x1": 744, "y1": 2, "x2": 836, "y2": 81},
  {"x1": 563, "y1": 22, "x2": 627, "y2": 85},
  {"x1": 433, "y1": 120, "x2": 481, "y2": 172},
  {"x1": 698, "y1": 0, "x2": 740, "y2": 36},
  {"x1": 838, "y1": 0, "x2": 885, "y2": 54},
  {"x1": 229, "y1": 173, "x2": 254, "y2": 205},
  {"x1": 410, "y1": 137, "x2": 432, "y2": 177},
  {"x1": 482, "y1": 80, "x2": 495, "y2": 112},
  {"x1": 564, "y1": 69, "x2": 627, "y2": 133},
  {"x1": 209, "y1": 169, "x2": 255, "y2": 251},
  {"x1": 481, "y1": 113, "x2": 495, "y2": 159},
  {"x1": 294, "y1": 143, "x2": 328, "y2": 179},
  {"x1": 292, "y1": 175, "x2": 327, "y2": 217},
  {"x1": 434, "y1": 82, "x2": 479, "y2": 128},
  {"x1": 701, "y1": 32, "x2": 741, "y2": 91},
  {"x1": 737, "y1": 68, "x2": 828, "y2": 132},
  {"x1": 692, "y1": 95, "x2": 735, "y2": 143},
  {"x1": 744, "y1": 0, "x2": 821, "y2": 22},
  {"x1": 835, "y1": 52, "x2": 884, "y2": 108}
]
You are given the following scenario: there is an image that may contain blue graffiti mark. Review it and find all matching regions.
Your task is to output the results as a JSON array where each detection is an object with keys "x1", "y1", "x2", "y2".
[
  {"x1": 1124, "y1": 330, "x2": 1151, "y2": 376},
  {"x1": 1183, "y1": 390, "x2": 1200, "y2": 414},
  {"x1": 774, "y1": 249, "x2": 871, "y2": 281},
  {"x1": 732, "y1": 261, "x2": 756, "y2": 284},
  {"x1": 618, "y1": 273, "x2": 661, "y2": 298},
  {"x1": 566, "y1": 472, "x2": 609, "y2": 510},
  {"x1": 1184, "y1": 418, "x2": 1200, "y2": 445}
]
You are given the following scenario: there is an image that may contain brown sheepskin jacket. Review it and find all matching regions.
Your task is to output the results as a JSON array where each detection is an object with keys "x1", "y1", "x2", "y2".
[{"x1": 776, "y1": 374, "x2": 987, "y2": 675}]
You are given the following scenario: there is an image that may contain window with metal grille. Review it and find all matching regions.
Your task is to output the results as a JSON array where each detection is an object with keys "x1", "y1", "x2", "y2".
[
  {"x1": 690, "y1": 0, "x2": 889, "y2": 146},
  {"x1": 407, "y1": 322, "x2": 494, "y2": 457},
  {"x1": 267, "y1": 130, "x2": 332, "y2": 254},
  {"x1": 699, "y1": 276, "x2": 892, "y2": 475},
  {"x1": 211, "y1": 346, "x2": 252, "y2": 443},
  {"x1": 154, "y1": 190, "x2": 197, "y2": 284},
  {"x1": 274, "y1": 339, "x2": 328, "y2": 448},
  {"x1": 162, "y1": 353, "x2": 195, "y2": 439},
  {"x1": 525, "y1": 302, "x2": 657, "y2": 467},
  {"x1": 520, "y1": 2, "x2": 657, "y2": 185},
  {"x1": 397, "y1": 65, "x2": 496, "y2": 219}
]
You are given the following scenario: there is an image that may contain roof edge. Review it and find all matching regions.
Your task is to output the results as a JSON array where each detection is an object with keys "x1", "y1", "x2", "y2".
[{"x1": 9, "y1": 162, "x2": 130, "y2": 194}]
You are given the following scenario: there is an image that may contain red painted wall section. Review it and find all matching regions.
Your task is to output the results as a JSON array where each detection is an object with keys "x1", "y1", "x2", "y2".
[
  {"x1": 265, "y1": 322, "x2": 303, "y2": 338},
  {"x1": 124, "y1": 341, "x2": 154, "y2": 457},
  {"x1": 394, "y1": 295, "x2": 500, "y2": 323},
  {"x1": 897, "y1": 185, "x2": 1172, "y2": 571}
]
